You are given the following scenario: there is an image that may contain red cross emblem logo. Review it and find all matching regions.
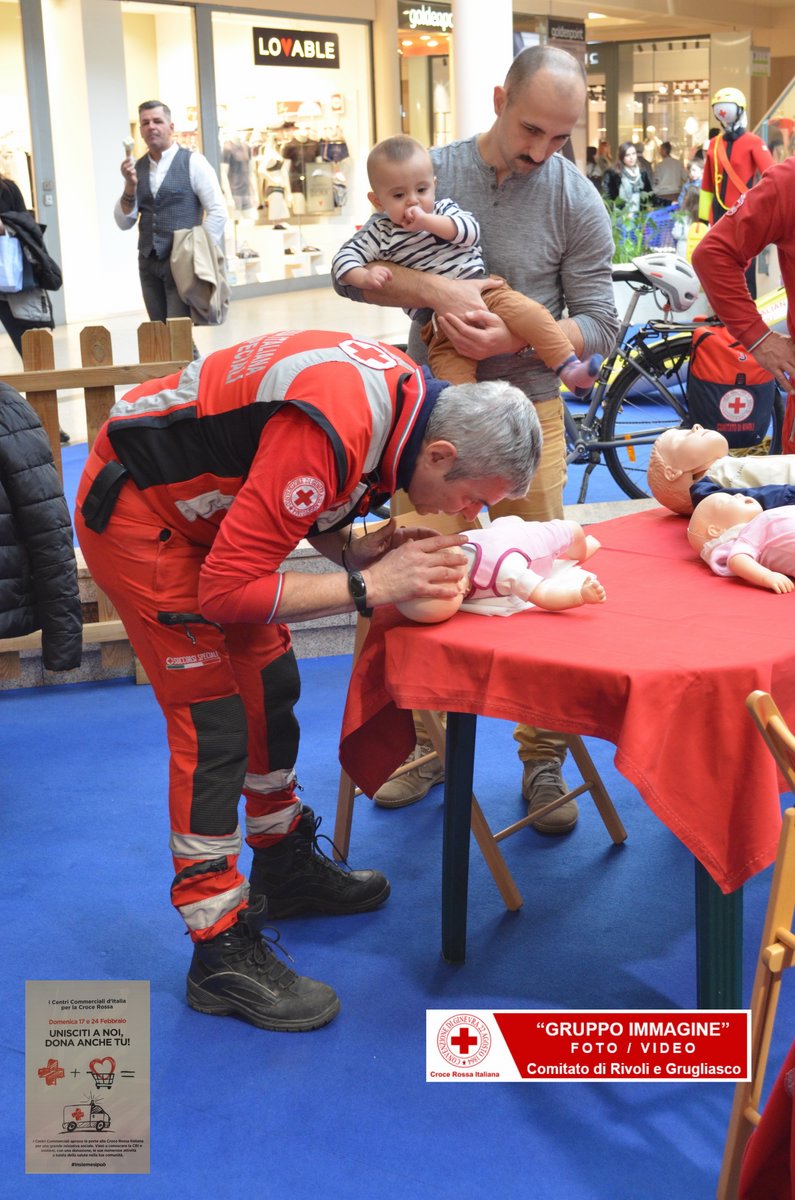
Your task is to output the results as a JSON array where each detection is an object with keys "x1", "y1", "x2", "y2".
[
  {"x1": 71, "y1": 1107, "x2": 85, "y2": 1121},
  {"x1": 437, "y1": 1013, "x2": 492, "y2": 1068},
  {"x1": 340, "y1": 339, "x2": 398, "y2": 371},
  {"x1": 720, "y1": 388, "x2": 754, "y2": 423},
  {"x1": 37, "y1": 1058, "x2": 65, "y2": 1086},
  {"x1": 283, "y1": 475, "x2": 326, "y2": 518}
]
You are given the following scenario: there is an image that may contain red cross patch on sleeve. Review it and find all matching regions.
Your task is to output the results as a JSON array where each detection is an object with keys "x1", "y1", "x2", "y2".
[{"x1": 283, "y1": 476, "x2": 326, "y2": 517}]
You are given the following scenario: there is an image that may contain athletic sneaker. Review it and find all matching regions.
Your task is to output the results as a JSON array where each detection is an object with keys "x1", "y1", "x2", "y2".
[{"x1": 522, "y1": 760, "x2": 579, "y2": 834}]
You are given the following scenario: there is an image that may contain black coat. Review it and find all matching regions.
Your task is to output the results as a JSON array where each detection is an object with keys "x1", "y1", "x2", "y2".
[
  {"x1": 0, "y1": 383, "x2": 82, "y2": 670},
  {"x1": 0, "y1": 210, "x2": 62, "y2": 291},
  {"x1": 601, "y1": 166, "x2": 654, "y2": 203}
]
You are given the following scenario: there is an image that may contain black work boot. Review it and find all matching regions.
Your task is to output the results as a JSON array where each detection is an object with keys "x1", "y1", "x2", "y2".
[
  {"x1": 186, "y1": 897, "x2": 340, "y2": 1032},
  {"x1": 249, "y1": 805, "x2": 391, "y2": 918}
]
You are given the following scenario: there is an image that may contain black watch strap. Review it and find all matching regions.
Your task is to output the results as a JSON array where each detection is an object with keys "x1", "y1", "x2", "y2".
[{"x1": 347, "y1": 570, "x2": 373, "y2": 618}]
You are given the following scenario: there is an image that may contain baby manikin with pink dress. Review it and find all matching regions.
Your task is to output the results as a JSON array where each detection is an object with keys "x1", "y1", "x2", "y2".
[{"x1": 397, "y1": 515, "x2": 606, "y2": 623}]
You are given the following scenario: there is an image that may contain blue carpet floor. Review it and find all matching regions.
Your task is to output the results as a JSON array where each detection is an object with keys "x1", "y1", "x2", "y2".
[{"x1": 4, "y1": 656, "x2": 794, "y2": 1198}]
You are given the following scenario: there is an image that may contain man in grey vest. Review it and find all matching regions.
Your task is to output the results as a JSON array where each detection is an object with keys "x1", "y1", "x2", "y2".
[{"x1": 114, "y1": 100, "x2": 227, "y2": 326}]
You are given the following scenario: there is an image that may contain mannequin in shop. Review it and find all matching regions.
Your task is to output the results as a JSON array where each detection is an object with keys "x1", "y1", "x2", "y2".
[
  {"x1": 332, "y1": 135, "x2": 601, "y2": 397},
  {"x1": 220, "y1": 132, "x2": 259, "y2": 260},
  {"x1": 396, "y1": 516, "x2": 606, "y2": 623},
  {"x1": 643, "y1": 125, "x2": 663, "y2": 167},
  {"x1": 698, "y1": 88, "x2": 773, "y2": 297},
  {"x1": 255, "y1": 138, "x2": 292, "y2": 223},
  {"x1": 687, "y1": 492, "x2": 795, "y2": 592},
  {"x1": 281, "y1": 129, "x2": 320, "y2": 217},
  {"x1": 647, "y1": 425, "x2": 795, "y2": 515}
]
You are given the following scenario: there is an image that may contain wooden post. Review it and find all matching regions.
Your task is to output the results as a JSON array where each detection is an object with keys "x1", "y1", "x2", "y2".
[
  {"x1": 80, "y1": 326, "x2": 117, "y2": 451},
  {"x1": 20, "y1": 329, "x2": 61, "y2": 479}
]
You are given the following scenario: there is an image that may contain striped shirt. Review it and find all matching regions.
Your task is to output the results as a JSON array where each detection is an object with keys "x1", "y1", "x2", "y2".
[{"x1": 331, "y1": 198, "x2": 484, "y2": 319}]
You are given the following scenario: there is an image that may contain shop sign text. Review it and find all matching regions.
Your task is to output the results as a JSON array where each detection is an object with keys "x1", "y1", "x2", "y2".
[{"x1": 253, "y1": 27, "x2": 340, "y2": 69}]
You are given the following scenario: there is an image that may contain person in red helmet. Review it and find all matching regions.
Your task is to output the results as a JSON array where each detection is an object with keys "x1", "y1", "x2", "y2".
[{"x1": 75, "y1": 329, "x2": 541, "y2": 1033}]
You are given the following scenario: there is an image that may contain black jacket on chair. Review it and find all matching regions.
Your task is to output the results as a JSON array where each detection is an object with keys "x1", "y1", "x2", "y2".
[{"x1": 0, "y1": 383, "x2": 82, "y2": 670}]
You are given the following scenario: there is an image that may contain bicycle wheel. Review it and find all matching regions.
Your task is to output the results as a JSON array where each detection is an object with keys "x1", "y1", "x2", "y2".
[
  {"x1": 602, "y1": 336, "x2": 784, "y2": 499},
  {"x1": 601, "y1": 336, "x2": 693, "y2": 499}
]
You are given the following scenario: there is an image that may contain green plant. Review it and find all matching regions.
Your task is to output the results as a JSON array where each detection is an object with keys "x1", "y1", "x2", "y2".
[{"x1": 602, "y1": 195, "x2": 661, "y2": 263}]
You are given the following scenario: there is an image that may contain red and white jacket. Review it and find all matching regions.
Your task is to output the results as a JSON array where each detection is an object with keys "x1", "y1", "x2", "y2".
[{"x1": 94, "y1": 330, "x2": 429, "y2": 624}]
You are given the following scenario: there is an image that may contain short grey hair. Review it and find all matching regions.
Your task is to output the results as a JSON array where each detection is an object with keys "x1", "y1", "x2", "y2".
[
  {"x1": 424, "y1": 380, "x2": 542, "y2": 496},
  {"x1": 504, "y1": 45, "x2": 586, "y2": 98},
  {"x1": 139, "y1": 100, "x2": 171, "y2": 121}
]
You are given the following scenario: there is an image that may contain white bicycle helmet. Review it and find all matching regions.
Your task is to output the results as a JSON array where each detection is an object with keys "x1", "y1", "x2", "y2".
[{"x1": 631, "y1": 252, "x2": 700, "y2": 312}]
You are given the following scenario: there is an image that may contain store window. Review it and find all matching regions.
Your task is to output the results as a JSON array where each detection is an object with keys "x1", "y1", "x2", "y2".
[
  {"x1": 398, "y1": 2, "x2": 452, "y2": 147},
  {"x1": 632, "y1": 40, "x2": 711, "y2": 166},
  {"x1": 0, "y1": 0, "x2": 34, "y2": 213},
  {"x1": 121, "y1": 2, "x2": 200, "y2": 157},
  {"x1": 211, "y1": 11, "x2": 372, "y2": 287}
]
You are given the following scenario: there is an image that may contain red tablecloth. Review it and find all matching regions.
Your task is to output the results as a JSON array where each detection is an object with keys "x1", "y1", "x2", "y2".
[{"x1": 340, "y1": 508, "x2": 795, "y2": 893}]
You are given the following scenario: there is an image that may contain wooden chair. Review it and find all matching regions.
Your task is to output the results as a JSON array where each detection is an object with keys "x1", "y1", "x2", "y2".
[
  {"x1": 333, "y1": 512, "x2": 628, "y2": 912},
  {"x1": 717, "y1": 690, "x2": 795, "y2": 1200}
]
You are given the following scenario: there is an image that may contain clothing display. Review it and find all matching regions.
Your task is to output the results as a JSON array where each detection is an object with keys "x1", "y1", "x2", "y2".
[{"x1": 221, "y1": 137, "x2": 256, "y2": 213}]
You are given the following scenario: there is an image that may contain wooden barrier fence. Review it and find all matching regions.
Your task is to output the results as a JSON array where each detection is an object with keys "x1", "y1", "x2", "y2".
[{"x1": 0, "y1": 317, "x2": 193, "y2": 683}]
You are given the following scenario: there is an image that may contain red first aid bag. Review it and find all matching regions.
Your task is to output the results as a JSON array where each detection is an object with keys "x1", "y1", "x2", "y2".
[{"x1": 686, "y1": 324, "x2": 777, "y2": 448}]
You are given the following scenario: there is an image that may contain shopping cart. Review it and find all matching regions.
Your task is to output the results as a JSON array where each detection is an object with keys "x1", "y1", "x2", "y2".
[
  {"x1": 88, "y1": 1056, "x2": 116, "y2": 1088},
  {"x1": 642, "y1": 203, "x2": 678, "y2": 251}
]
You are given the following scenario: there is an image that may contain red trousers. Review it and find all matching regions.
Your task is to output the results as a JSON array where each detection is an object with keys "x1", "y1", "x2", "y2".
[{"x1": 76, "y1": 453, "x2": 302, "y2": 941}]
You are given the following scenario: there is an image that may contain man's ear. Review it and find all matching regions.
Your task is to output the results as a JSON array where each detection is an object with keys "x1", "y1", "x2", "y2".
[
  {"x1": 493, "y1": 85, "x2": 507, "y2": 117},
  {"x1": 423, "y1": 439, "x2": 457, "y2": 468}
]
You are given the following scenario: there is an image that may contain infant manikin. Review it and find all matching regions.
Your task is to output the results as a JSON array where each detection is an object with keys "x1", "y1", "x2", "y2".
[
  {"x1": 688, "y1": 492, "x2": 795, "y2": 593},
  {"x1": 397, "y1": 516, "x2": 606, "y2": 623}
]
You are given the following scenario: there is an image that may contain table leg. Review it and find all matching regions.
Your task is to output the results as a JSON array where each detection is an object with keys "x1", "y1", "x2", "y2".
[
  {"x1": 442, "y1": 711, "x2": 477, "y2": 964},
  {"x1": 695, "y1": 860, "x2": 743, "y2": 1009}
]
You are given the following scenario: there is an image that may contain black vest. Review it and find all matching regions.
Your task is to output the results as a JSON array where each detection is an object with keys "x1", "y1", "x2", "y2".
[{"x1": 136, "y1": 147, "x2": 202, "y2": 260}]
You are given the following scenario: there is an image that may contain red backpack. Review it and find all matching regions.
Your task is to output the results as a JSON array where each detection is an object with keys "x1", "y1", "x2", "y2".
[{"x1": 686, "y1": 324, "x2": 777, "y2": 448}]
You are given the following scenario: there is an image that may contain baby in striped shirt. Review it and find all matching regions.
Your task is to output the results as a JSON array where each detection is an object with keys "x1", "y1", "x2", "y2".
[{"x1": 331, "y1": 135, "x2": 600, "y2": 396}]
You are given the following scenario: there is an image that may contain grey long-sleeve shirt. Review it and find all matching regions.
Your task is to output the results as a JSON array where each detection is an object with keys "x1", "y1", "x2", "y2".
[{"x1": 335, "y1": 137, "x2": 618, "y2": 402}]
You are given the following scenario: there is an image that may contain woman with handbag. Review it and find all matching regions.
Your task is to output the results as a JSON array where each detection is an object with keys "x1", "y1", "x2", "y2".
[{"x1": 0, "y1": 171, "x2": 69, "y2": 443}]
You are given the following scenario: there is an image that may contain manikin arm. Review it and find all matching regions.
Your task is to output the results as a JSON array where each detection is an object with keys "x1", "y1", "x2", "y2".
[{"x1": 726, "y1": 552, "x2": 795, "y2": 594}]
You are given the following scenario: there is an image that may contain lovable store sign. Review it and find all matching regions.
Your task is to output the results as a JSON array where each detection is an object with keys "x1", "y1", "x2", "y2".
[{"x1": 253, "y1": 27, "x2": 340, "y2": 69}]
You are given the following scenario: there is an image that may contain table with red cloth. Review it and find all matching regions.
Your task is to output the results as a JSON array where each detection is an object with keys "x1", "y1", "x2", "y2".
[{"x1": 339, "y1": 508, "x2": 795, "y2": 1006}]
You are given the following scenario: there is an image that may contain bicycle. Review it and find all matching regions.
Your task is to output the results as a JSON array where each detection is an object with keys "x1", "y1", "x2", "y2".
[{"x1": 565, "y1": 253, "x2": 786, "y2": 502}]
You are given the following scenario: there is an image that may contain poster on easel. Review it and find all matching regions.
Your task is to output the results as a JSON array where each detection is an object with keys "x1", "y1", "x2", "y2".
[{"x1": 25, "y1": 980, "x2": 150, "y2": 1175}]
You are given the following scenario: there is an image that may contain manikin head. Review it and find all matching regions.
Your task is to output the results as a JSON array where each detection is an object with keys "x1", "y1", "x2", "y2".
[
  {"x1": 647, "y1": 425, "x2": 730, "y2": 514},
  {"x1": 687, "y1": 492, "x2": 763, "y2": 553},
  {"x1": 711, "y1": 87, "x2": 747, "y2": 136}
]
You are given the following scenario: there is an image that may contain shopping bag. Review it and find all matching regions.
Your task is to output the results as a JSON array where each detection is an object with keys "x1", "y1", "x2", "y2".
[{"x1": 0, "y1": 234, "x2": 24, "y2": 292}]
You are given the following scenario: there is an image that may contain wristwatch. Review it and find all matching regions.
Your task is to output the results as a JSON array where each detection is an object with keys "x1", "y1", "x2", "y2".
[{"x1": 347, "y1": 570, "x2": 373, "y2": 618}]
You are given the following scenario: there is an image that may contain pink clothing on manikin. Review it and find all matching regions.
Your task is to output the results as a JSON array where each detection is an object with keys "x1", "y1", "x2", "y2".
[
  {"x1": 703, "y1": 506, "x2": 795, "y2": 577},
  {"x1": 464, "y1": 515, "x2": 575, "y2": 601}
]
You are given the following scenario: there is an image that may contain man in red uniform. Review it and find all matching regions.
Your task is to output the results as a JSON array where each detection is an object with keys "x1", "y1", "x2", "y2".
[
  {"x1": 692, "y1": 157, "x2": 795, "y2": 413},
  {"x1": 76, "y1": 329, "x2": 540, "y2": 1033}
]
